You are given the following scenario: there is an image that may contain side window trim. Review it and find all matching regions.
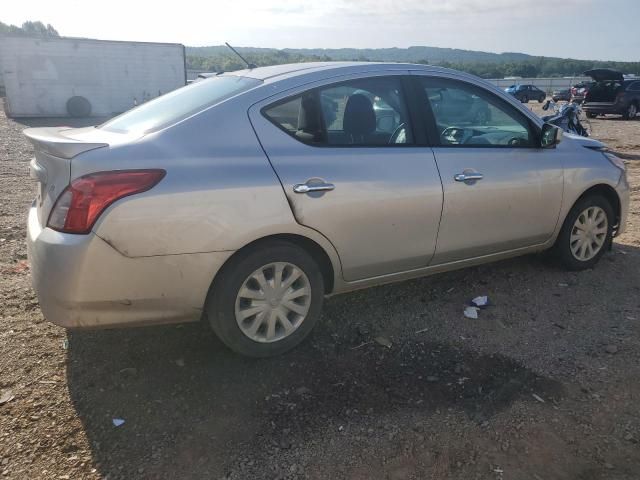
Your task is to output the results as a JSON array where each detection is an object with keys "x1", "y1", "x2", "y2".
[
  {"x1": 408, "y1": 74, "x2": 541, "y2": 149},
  {"x1": 261, "y1": 75, "x2": 420, "y2": 148}
]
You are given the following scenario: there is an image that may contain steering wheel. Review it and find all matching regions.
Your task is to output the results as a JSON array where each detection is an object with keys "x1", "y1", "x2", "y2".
[
  {"x1": 388, "y1": 123, "x2": 406, "y2": 144},
  {"x1": 441, "y1": 126, "x2": 464, "y2": 145}
]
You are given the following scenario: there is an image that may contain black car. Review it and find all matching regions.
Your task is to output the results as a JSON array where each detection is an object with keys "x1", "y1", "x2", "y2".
[
  {"x1": 582, "y1": 69, "x2": 640, "y2": 120},
  {"x1": 552, "y1": 88, "x2": 571, "y2": 102},
  {"x1": 504, "y1": 84, "x2": 546, "y2": 103}
]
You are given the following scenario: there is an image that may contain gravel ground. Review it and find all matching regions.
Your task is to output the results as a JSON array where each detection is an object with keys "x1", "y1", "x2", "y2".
[{"x1": 1, "y1": 98, "x2": 640, "y2": 479}]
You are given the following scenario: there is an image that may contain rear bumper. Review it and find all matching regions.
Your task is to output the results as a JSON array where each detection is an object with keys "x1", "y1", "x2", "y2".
[
  {"x1": 27, "y1": 204, "x2": 233, "y2": 329},
  {"x1": 583, "y1": 103, "x2": 624, "y2": 115}
]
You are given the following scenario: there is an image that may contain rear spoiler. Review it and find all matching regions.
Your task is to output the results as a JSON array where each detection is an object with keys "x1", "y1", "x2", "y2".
[{"x1": 23, "y1": 127, "x2": 108, "y2": 159}]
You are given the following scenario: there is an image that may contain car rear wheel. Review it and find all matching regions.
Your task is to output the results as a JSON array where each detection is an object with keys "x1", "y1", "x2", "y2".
[
  {"x1": 623, "y1": 102, "x2": 637, "y2": 120},
  {"x1": 206, "y1": 240, "x2": 324, "y2": 357},
  {"x1": 538, "y1": 94, "x2": 545, "y2": 103},
  {"x1": 554, "y1": 195, "x2": 614, "y2": 270}
]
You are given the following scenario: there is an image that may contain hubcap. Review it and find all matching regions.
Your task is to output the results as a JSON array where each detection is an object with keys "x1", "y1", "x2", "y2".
[
  {"x1": 629, "y1": 104, "x2": 637, "y2": 119},
  {"x1": 570, "y1": 206, "x2": 608, "y2": 261},
  {"x1": 235, "y1": 262, "x2": 311, "y2": 343}
]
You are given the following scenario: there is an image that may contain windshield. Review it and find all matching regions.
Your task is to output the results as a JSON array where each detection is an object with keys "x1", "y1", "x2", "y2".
[{"x1": 100, "y1": 75, "x2": 262, "y2": 134}]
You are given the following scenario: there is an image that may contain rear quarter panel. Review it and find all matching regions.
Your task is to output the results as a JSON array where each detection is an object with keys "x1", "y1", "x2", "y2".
[{"x1": 78, "y1": 99, "x2": 339, "y2": 269}]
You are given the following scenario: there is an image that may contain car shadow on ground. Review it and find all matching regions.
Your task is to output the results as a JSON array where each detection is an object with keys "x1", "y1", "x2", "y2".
[{"x1": 63, "y1": 253, "x2": 582, "y2": 479}]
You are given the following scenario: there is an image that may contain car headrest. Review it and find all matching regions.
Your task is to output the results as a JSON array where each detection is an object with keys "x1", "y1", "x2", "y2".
[{"x1": 343, "y1": 93, "x2": 376, "y2": 137}]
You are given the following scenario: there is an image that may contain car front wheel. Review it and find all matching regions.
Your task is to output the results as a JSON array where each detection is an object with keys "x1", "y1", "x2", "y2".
[
  {"x1": 206, "y1": 240, "x2": 324, "y2": 357},
  {"x1": 554, "y1": 195, "x2": 614, "y2": 270},
  {"x1": 521, "y1": 95, "x2": 529, "y2": 103}
]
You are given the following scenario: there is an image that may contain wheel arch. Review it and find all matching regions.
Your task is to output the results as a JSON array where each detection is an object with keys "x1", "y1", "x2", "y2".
[
  {"x1": 572, "y1": 183, "x2": 622, "y2": 231},
  {"x1": 210, "y1": 234, "x2": 337, "y2": 296}
]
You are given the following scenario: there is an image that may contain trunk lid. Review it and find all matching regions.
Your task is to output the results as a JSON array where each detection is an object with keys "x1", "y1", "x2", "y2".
[
  {"x1": 24, "y1": 127, "x2": 109, "y2": 226},
  {"x1": 584, "y1": 69, "x2": 625, "y2": 82}
]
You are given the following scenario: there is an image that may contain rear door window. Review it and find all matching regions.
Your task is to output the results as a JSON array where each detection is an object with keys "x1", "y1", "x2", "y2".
[{"x1": 263, "y1": 76, "x2": 414, "y2": 146}]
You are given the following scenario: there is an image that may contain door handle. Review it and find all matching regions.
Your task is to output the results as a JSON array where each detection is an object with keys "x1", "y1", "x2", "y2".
[
  {"x1": 454, "y1": 172, "x2": 483, "y2": 182},
  {"x1": 293, "y1": 182, "x2": 335, "y2": 194}
]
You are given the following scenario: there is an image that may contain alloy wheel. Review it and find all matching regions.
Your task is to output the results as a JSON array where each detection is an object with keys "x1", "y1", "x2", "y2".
[
  {"x1": 234, "y1": 262, "x2": 311, "y2": 343},
  {"x1": 570, "y1": 206, "x2": 608, "y2": 261}
]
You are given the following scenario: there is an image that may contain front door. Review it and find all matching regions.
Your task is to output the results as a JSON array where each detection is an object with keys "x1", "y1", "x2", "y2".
[
  {"x1": 412, "y1": 74, "x2": 564, "y2": 265},
  {"x1": 250, "y1": 74, "x2": 443, "y2": 281}
]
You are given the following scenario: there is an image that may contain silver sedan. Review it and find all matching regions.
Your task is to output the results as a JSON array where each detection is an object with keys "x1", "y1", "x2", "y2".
[{"x1": 25, "y1": 62, "x2": 630, "y2": 357}]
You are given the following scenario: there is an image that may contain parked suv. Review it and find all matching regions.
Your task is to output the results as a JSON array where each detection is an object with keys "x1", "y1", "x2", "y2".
[
  {"x1": 505, "y1": 84, "x2": 546, "y2": 103},
  {"x1": 582, "y1": 69, "x2": 640, "y2": 120}
]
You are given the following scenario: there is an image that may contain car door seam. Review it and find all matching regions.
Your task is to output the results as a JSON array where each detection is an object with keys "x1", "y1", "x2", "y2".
[{"x1": 245, "y1": 107, "x2": 347, "y2": 276}]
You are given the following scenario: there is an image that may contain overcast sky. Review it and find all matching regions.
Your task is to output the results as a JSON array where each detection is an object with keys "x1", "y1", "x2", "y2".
[{"x1": 3, "y1": 0, "x2": 639, "y2": 61}]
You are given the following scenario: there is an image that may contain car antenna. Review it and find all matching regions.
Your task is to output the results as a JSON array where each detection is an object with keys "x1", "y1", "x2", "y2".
[{"x1": 225, "y1": 42, "x2": 257, "y2": 69}]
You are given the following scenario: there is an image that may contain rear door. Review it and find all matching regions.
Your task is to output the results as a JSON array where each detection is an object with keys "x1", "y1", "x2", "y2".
[
  {"x1": 410, "y1": 73, "x2": 564, "y2": 264},
  {"x1": 249, "y1": 74, "x2": 443, "y2": 282}
]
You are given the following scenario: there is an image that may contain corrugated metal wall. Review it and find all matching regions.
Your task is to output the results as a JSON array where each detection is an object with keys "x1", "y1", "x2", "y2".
[{"x1": 0, "y1": 36, "x2": 185, "y2": 116}]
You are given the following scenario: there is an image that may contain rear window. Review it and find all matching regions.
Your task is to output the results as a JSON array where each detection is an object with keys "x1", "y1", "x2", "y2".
[{"x1": 100, "y1": 75, "x2": 262, "y2": 134}]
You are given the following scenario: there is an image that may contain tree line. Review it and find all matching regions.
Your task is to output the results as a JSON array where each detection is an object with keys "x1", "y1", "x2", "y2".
[
  {"x1": 187, "y1": 48, "x2": 640, "y2": 79},
  {"x1": 2, "y1": 21, "x2": 637, "y2": 79},
  {"x1": 0, "y1": 20, "x2": 59, "y2": 37}
]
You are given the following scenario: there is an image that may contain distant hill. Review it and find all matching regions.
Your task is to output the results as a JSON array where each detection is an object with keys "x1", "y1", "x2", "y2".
[
  {"x1": 188, "y1": 45, "x2": 533, "y2": 64},
  {"x1": 186, "y1": 45, "x2": 640, "y2": 79}
]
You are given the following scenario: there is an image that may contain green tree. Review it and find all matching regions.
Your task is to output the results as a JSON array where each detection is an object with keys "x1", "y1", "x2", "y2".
[{"x1": 0, "y1": 20, "x2": 59, "y2": 37}]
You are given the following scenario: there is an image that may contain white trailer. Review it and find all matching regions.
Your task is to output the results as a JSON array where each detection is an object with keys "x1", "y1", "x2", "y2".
[{"x1": 0, "y1": 36, "x2": 186, "y2": 117}]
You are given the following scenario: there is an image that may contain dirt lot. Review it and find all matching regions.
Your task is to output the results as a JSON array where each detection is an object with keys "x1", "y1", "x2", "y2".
[{"x1": 1, "y1": 98, "x2": 640, "y2": 480}]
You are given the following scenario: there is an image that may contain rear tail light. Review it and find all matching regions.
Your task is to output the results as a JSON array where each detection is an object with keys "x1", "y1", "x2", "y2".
[{"x1": 48, "y1": 169, "x2": 165, "y2": 234}]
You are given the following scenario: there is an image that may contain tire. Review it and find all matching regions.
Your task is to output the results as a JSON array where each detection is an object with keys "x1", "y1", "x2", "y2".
[
  {"x1": 66, "y1": 96, "x2": 92, "y2": 117},
  {"x1": 554, "y1": 195, "x2": 614, "y2": 271},
  {"x1": 205, "y1": 240, "x2": 324, "y2": 357},
  {"x1": 538, "y1": 95, "x2": 546, "y2": 103},
  {"x1": 521, "y1": 95, "x2": 529, "y2": 103},
  {"x1": 586, "y1": 112, "x2": 597, "y2": 119},
  {"x1": 622, "y1": 102, "x2": 637, "y2": 120}
]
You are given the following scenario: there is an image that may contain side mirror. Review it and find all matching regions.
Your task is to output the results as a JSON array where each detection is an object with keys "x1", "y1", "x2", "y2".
[{"x1": 541, "y1": 123, "x2": 562, "y2": 148}]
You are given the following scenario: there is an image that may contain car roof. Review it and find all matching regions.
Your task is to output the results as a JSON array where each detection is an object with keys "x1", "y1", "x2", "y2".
[{"x1": 220, "y1": 61, "x2": 480, "y2": 84}]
